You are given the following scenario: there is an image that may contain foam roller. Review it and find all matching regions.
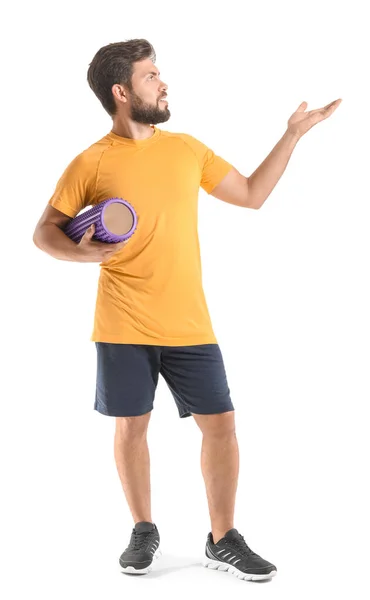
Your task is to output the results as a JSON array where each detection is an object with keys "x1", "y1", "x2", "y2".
[{"x1": 64, "y1": 197, "x2": 138, "y2": 244}]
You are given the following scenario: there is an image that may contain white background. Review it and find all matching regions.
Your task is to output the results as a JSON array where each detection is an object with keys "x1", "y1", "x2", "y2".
[{"x1": 2, "y1": 0, "x2": 369, "y2": 598}]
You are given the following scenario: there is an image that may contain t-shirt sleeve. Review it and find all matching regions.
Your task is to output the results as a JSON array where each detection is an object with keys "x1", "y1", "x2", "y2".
[
  {"x1": 47, "y1": 152, "x2": 96, "y2": 218},
  {"x1": 180, "y1": 134, "x2": 234, "y2": 194}
]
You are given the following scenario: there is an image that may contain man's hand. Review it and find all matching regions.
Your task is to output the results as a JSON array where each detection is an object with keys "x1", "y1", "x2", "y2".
[
  {"x1": 76, "y1": 223, "x2": 129, "y2": 263},
  {"x1": 287, "y1": 98, "x2": 342, "y2": 139}
]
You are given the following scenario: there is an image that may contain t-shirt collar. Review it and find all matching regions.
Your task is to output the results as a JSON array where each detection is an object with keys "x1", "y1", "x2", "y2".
[{"x1": 107, "y1": 125, "x2": 161, "y2": 146}]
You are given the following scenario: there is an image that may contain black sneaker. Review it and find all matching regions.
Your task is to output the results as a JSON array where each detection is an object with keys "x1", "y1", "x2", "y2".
[
  {"x1": 119, "y1": 521, "x2": 161, "y2": 575},
  {"x1": 204, "y1": 528, "x2": 277, "y2": 581}
]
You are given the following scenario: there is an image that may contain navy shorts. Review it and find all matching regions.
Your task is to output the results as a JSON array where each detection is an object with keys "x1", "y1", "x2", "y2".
[{"x1": 94, "y1": 343, "x2": 235, "y2": 418}]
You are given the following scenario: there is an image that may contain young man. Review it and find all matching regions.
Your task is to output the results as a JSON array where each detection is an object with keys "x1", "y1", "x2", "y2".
[{"x1": 33, "y1": 38, "x2": 341, "y2": 580}]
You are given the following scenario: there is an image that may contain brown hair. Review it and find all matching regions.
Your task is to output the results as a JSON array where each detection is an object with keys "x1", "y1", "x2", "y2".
[{"x1": 87, "y1": 39, "x2": 156, "y2": 117}]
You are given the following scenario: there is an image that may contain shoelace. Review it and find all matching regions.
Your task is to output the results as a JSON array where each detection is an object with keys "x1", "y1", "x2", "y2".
[
  {"x1": 227, "y1": 533, "x2": 258, "y2": 557},
  {"x1": 131, "y1": 530, "x2": 154, "y2": 551}
]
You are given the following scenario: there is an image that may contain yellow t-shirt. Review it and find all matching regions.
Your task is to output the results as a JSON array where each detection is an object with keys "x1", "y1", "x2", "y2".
[{"x1": 48, "y1": 126, "x2": 234, "y2": 345}]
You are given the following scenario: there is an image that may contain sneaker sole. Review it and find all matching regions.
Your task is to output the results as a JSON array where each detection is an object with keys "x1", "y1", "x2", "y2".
[
  {"x1": 203, "y1": 557, "x2": 277, "y2": 581},
  {"x1": 119, "y1": 547, "x2": 162, "y2": 575}
]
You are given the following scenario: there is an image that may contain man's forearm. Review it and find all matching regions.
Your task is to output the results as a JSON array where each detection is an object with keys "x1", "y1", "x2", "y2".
[
  {"x1": 248, "y1": 130, "x2": 300, "y2": 209},
  {"x1": 33, "y1": 223, "x2": 80, "y2": 261}
]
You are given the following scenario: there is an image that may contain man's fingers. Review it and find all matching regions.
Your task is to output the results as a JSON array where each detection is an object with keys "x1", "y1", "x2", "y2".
[
  {"x1": 309, "y1": 99, "x2": 342, "y2": 116},
  {"x1": 115, "y1": 239, "x2": 130, "y2": 250},
  {"x1": 104, "y1": 241, "x2": 127, "y2": 256},
  {"x1": 84, "y1": 224, "x2": 95, "y2": 239}
]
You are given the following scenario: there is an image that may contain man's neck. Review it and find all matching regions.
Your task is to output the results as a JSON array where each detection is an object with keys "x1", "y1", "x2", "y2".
[{"x1": 111, "y1": 120, "x2": 155, "y2": 141}]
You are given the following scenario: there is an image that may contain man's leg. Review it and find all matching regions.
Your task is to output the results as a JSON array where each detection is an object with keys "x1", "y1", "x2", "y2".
[
  {"x1": 192, "y1": 411, "x2": 239, "y2": 544},
  {"x1": 114, "y1": 411, "x2": 153, "y2": 524}
]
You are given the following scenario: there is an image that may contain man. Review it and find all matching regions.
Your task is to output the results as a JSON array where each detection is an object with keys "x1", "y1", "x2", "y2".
[{"x1": 33, "y1": 38, "x2": 341, "y2": 581}]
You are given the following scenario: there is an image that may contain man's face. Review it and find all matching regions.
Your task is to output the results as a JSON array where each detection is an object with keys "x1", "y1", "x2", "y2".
[{"x1": 126, "y1": 59, "x2": 171, "y2": 125}]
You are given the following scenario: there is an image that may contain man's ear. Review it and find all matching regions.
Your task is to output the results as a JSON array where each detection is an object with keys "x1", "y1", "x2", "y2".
[{"x1": 112, "y1": 84, "x2": 127, "y2": 104}]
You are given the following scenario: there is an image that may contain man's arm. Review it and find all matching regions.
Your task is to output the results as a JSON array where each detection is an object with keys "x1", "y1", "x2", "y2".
[
  {"x1": 210, "y1": 167, "x2": 253, "y2": 208},
  {"x1": 33, "y1": 205, "x2": 127, "y2": 263},
  {"x1": 33, "y1": 205, "x2": 80, "y2": 261},
  {"x1": 212, "y1": 97, "x2": 342, "y2": 210},
  {"x1": 210, "y1": 130, "x2": 300, "y2": 210}
]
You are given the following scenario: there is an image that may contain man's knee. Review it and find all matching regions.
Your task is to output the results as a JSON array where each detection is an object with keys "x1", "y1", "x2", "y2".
[
  {"x1": 193, "y1": 410, "x2": 236, "y2": 437},
  {"x1": 115, "y1": 411, "x2": 152, "y2": 438}
]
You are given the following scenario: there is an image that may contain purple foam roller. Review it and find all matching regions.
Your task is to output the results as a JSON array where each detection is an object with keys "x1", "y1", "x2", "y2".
[{"x1": 64, "y1": 197, "x2": 138, "y2": 244}]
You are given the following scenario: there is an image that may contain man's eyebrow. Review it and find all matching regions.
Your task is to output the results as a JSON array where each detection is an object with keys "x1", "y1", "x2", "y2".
[{"x1": 147, "y1": 71, "x2": 160, "y2": 77}]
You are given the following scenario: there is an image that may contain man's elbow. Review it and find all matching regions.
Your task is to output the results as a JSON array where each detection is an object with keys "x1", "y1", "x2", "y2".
[
  {"x1": 244, "y1": 196, "x2": 261, "y2": 210},
  {"x1": 33, "y1": 225, "x2": 43, "y2": 248},
  {"x1": 248, "y1": 202, "x2": 261, "y2": 210},
  {"x1": 244, "y1": 178, "x2": 260, "y2": 210}
]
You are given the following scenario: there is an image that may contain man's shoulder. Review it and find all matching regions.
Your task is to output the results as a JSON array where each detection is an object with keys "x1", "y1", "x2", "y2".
[
  {"x1": 73, "y1": 135, "x2": 112, "y2": 166},
  {"x1": 159, "y1": 130, "x2": 207, "y2": 158},
  {"x1": 160, "y1": 129, "x2": 208, "y2": 158},
  {"x1": 82, "y1": 133, "x2": 113, "y2": 155},
  {"x1": 58, "y1": 136, "x2": 110, "y2": 182},
  {"x1": 160, "y1": 129, "x2": 195, "y2": 143}
]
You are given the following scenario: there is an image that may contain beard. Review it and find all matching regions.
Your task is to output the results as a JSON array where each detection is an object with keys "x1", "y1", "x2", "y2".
[{"x1": 128, "y1": 88, "x2": 171, "y2": 125}]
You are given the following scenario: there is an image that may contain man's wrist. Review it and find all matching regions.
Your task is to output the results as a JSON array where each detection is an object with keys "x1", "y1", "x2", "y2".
[
  {"x1": 72, "y1": 244, "x2": 90, "y2": 262},
  {"x1": 284, "y1": 128, "x2": 301, "y2": 144}
]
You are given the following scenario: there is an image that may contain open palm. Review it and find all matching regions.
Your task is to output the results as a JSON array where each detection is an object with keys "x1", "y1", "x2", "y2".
[{"x1": 288, "y1": 99, "x2": 342, "y2": 138}]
